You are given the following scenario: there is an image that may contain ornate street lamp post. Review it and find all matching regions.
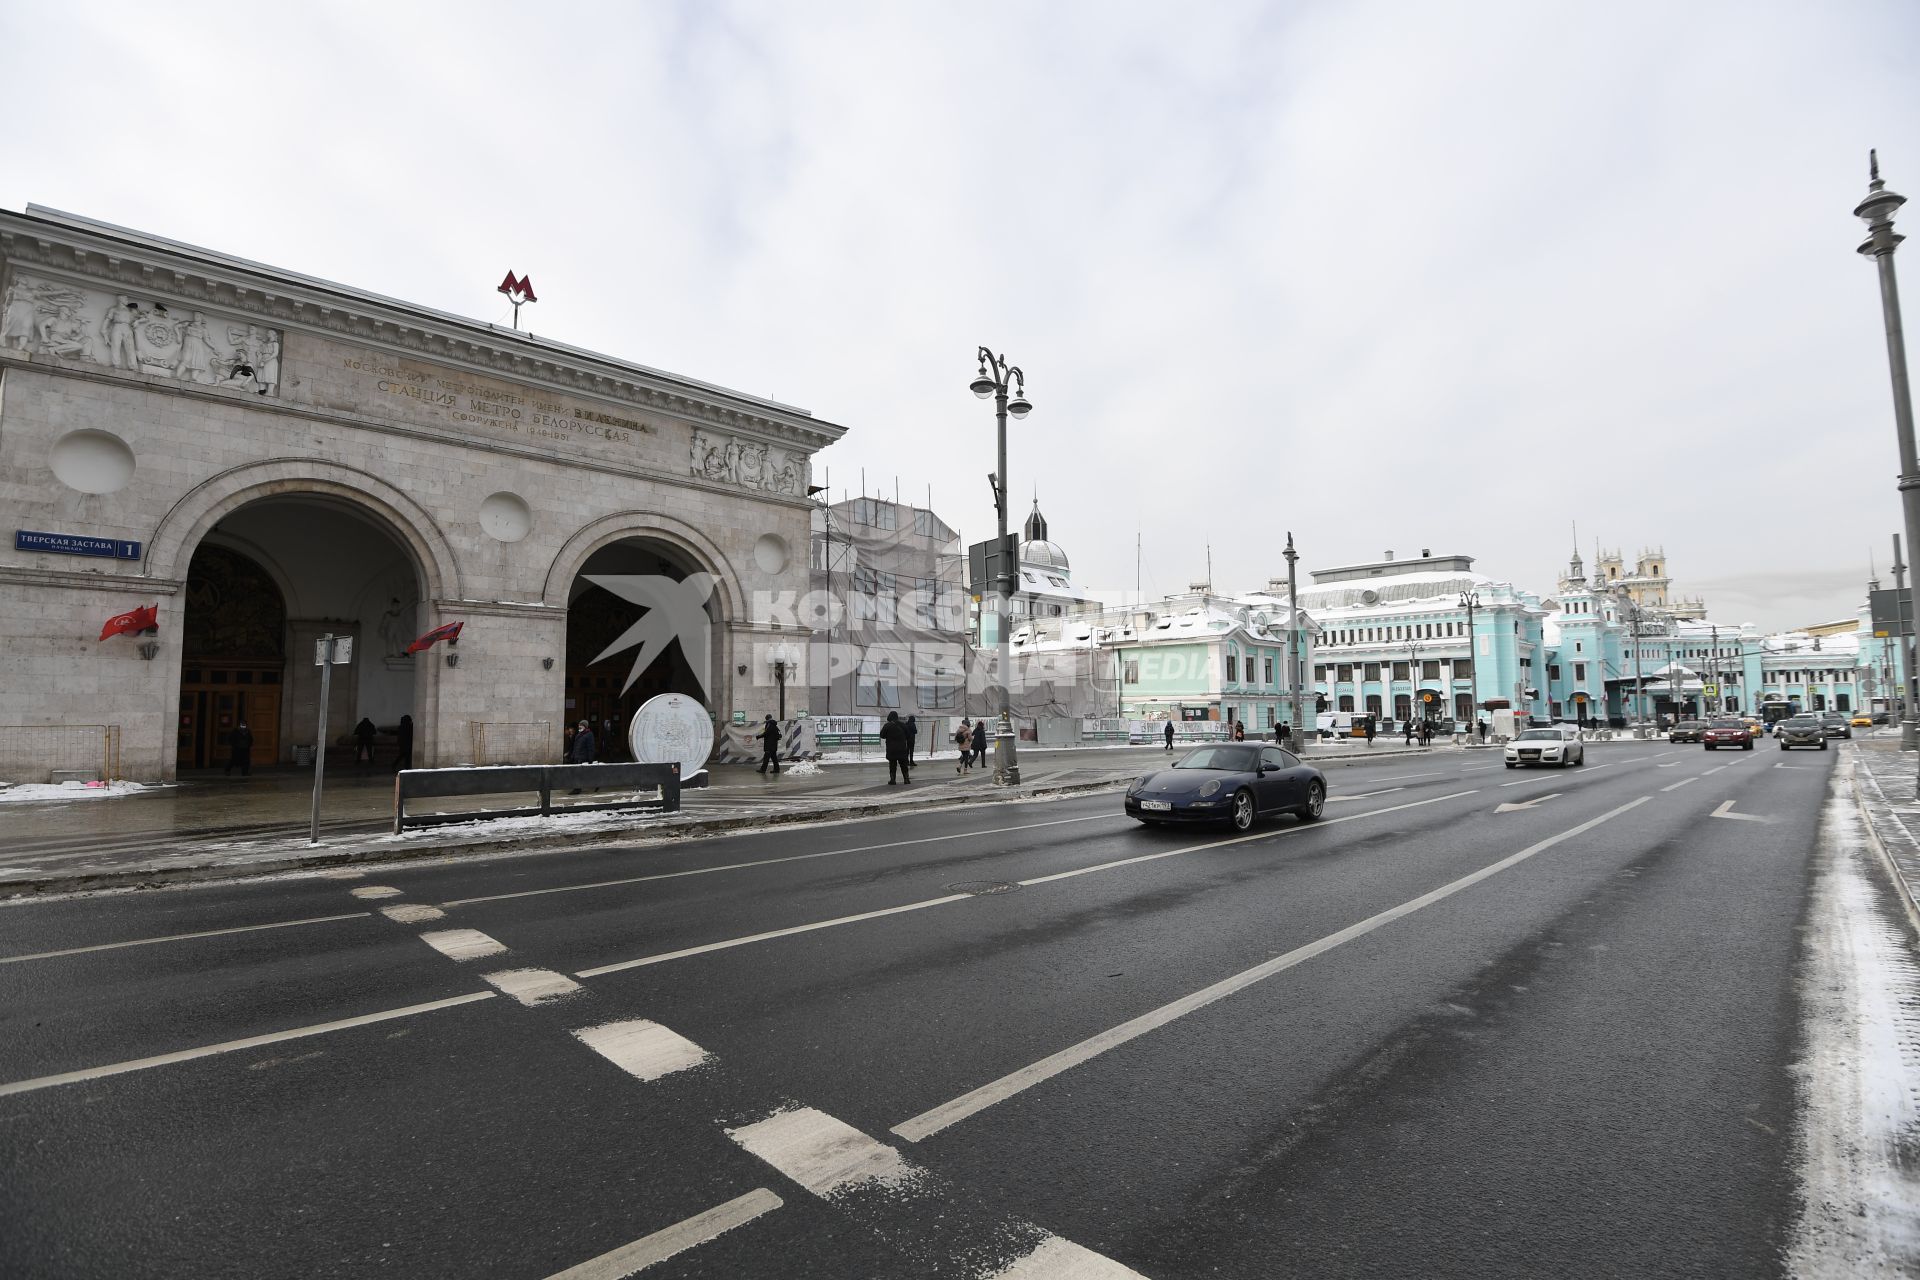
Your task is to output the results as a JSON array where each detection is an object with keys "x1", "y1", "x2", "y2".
[
  {"x1": 970, "y1": 348, "x2": 1032, "y2": 786},
  {"x1": 1855, "y1": 152, "x2": 1920, "y2": 758},
  {"x1": 1459, "y1": 589, "x2": 1480, "y2": 735},
  {"x1": 1284, "y1": 532, "x2": 1307, "y2": 753}
]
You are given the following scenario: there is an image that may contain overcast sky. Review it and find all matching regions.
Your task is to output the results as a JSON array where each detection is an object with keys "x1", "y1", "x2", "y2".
[{"x1": 4, "y1": 0, "x2": 1917, "y2": 630}]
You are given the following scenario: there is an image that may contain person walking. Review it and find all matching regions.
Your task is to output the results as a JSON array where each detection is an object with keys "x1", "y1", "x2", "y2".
[
  {"x1": 954, "y1": 722, "x2": 974, "y2": 773},
  {"x1": 1365, "y1": 718, "x2": 1377, "y2": 747},
  {"x1": 1403, "y1": 718, "x2": 1416, "y2": 746},
  {"x1": 972, "y1": 719, "x2": 988, "y2": 768},
  {"x1": 564, "y1": 717, "x2": 596, "y2": 794},
  {"x1": 1274, "y1": 720, "x2": 1290, "y2": 747},
  {"x1": 757, "y1": 714, "x2": 781, "y2": 775},
  {"x1": 394, "y1": 714, "x2": 415, "y2": 771},
  {"x1": 1477, "y1": 718, "x2": 1489, "y2": 743},
  {"x1": 1419, "y1": 719, "x2": 1433, "y2": 747},
  {"x1": 352, "y1": 717, "x2": 377, "y2": 771},
  {"x1": 904, "y1": 715, "x2": 919, "y2": 777},
  {"x1": 1164, "y1": 720, "x2": 1176, "y2": 752},
  {"x1": 881, "y1": 710, "x2": 910, "y2": 785},
  {"x1": 225, "y1": 719, "x2": 253, "y2": 777},
  {"x1": 1232, "y1": 720, "x2": 1246, "y2": 742}
]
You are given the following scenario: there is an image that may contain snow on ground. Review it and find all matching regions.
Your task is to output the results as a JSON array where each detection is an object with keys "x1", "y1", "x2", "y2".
[
  {"x1": 1786, "y1": 763, "x2": 1920, "y2": 1276},
  {"x1": 0, "y1": 781, "x2": 154, "y2": 804},
  {"x1": 375, "y1": 803, "x2": 669, "y2": 843},
  {"x1": 781, "y1": 761, "x2": 822, "y2": 777}
]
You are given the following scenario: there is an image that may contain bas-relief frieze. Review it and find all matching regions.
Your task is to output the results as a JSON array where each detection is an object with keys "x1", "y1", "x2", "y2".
[
  {"x1": 689, "y1": 428, "x2": 806, "y2": 497},
  {"x1": 282, "y1": 335, "x2": 683, "y2": 469},
  {"x1": 1, "y1": 271, "x2": 281, "y2": 393}
]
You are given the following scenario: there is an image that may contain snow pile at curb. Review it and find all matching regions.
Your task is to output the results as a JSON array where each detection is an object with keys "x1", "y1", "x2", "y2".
[
  {"x1": 0, "y1": 780, "x2": 153, "y2": 804},
  {"x1": 781, "y1": 761, "x2": 822, "y2": 777},
  {"x1": 373, "y1": 806, "x2": 667, "y2": 843}
]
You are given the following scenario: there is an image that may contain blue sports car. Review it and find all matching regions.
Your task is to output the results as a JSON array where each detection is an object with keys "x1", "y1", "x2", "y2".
[{"x1": 1124, "y1": 743, "x2": 1327, "y2": 830}]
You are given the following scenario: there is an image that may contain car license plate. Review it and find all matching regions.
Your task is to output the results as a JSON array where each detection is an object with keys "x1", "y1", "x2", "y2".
[{"x1": 1141, "y1": 800, "x2": 1172, "y2": 811}]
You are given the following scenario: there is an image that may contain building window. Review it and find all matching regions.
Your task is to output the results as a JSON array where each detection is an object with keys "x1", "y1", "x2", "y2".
[
  {"x1": 1422, "y1": 660, "x2": 1439, "y2": 680},
  {"x1": 1226, "y1": 655, "x2": 1238, "y2": 682},
  {"x1": 1264, "y1": 657, "x2": 1275, "y2": 684},
  {"x1": 1392, "y1": 661, "x2": 1409, "y2": 680},
  {"x1": 1338, "y1": 695, "x2": 1355, "y2": 712},
  {"x1": 1124, "y1": 660, "x2": 1140, "y2": 684},
  {"x1": 1574, "y1": 662, "x2": 1586, "y2": 681},
  {"x1": 1364, "y1": 662, "x2": 1381, "y2": 681},
  {"x1": 1337, "y1": 663, "x2": 1354, "y2": 682}
]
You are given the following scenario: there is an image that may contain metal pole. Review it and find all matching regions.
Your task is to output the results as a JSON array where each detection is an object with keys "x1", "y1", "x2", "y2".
[
  {"x1": 309, "y1": 633, "x2": 333, "y2": 845},
  {"x1": 1856, "y1": 156, "x2": 1920, "y2": 756},
  {"x1": 1631, "y1": 608, "x2": 1647, "y2": 736},
  {"x1": 1285, "y1": 533, "x2": 1306, "y2": 752},
  {"x1": 1896, "y1": 536, "x2": 1915, "y2": 748},
  {"x1": 993, "y1": 381, "x2": 1020, "y2": 785},
  {"x1": 1462, "y1": 591, "x2": 1479, "y2": 736}
]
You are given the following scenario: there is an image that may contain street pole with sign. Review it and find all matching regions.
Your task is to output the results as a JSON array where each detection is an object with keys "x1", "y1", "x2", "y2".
[
  {"x1": 310, "y1": 633, "x2": 353, "y2": 845},
  {"x1": 1285, "y1": 532, "x2": 1307, "y2": 753},
  {"x1": 969, "y1": 347, "x2": 1031, "y2": 786}
]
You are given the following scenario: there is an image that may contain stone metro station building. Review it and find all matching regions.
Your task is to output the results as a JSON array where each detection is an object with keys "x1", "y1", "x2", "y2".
[{"x1": 0, "y1": 206, "x2": 842, "y2": 782}]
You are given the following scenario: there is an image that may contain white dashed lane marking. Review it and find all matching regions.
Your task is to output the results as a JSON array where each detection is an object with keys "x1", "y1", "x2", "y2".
[
  {"x1": 987, "y1": 1236, "x2": 1150, "y2": 1278},
  {"x1": 419, "y1": 929, "x2": 508, "y2": 962},
  {"x1": 349, "y1": 885, "x2": 403, "y2": 899},
  {"x1": 381, "y1": 904, "x2": 447, "y2": 924},
  {"x1": 728, "y1": 1107, "x2": 918, "y2": 1196},
  {"x1": 540, "y1": 1189, "x2": 783, "y2": 1279},
  {"x1": 1660, "y1": 777, "x2": 1698, "y2": 792},
  {"x1": 573, "y1": 1019, "x2": 712, "y2": 1081},
  {"x1": 483, "y1": 968, "x2": 584, "y2": 1005}
]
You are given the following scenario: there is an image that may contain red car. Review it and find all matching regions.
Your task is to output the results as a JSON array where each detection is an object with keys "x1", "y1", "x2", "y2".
[{"x1": 1702, "y1": 718, "x2": 1753, "y2": 750}]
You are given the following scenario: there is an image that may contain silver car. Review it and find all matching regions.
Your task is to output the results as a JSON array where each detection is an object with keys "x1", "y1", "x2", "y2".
[
  {"x1": 1778, "y1": 716, "x2": 1827, "y2": 750},
  {"x1": 1504, "y1": 726, "x2": 1585, "y2": 769}
]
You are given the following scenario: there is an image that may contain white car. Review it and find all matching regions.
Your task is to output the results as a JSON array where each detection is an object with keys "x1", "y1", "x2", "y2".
[{"x1": 1505, "y1": 726, "x2": 1585, "y2": 769}]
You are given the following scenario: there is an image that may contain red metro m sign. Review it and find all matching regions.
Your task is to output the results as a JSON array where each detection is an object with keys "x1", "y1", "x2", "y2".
[{"x1": 497, "y1": 271, "x2": 537, "y2": 327}]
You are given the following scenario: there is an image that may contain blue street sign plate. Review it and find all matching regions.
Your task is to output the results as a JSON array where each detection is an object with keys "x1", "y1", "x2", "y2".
[{"x1": 16, "y1": 529, "x2": 142, "y2": 559}]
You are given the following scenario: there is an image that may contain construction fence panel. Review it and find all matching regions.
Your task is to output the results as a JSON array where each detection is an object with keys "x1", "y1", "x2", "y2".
[{"x1": 0, "y1": 724, "x2": 122, "y2": 783}]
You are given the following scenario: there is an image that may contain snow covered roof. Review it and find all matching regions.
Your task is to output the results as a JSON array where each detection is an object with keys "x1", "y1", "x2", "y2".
[{"x1": 1294, "y1": 569, "x2": 1512, "y2": 614}]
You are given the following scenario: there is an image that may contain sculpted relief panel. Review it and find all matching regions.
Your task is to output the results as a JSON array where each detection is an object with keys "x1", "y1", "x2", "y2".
[
  {"x1": 690, "y1": 428, "x2": 805, "y2": 497},
  {"x1": 1, "y1": 272, "x2": 281, "y2": 394}
]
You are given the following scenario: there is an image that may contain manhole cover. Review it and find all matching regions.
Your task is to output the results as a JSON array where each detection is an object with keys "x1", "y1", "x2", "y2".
[{"x1": 946, "y1": 880, "x2": 1020, "y2": 896}]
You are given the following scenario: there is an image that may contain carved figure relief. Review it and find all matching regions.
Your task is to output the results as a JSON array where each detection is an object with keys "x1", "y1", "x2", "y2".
[
  {"x1": 0, "y1": 272, "x2": 281, "y2": 395},
  {"x1": 689, "y1": 428, "x2": 806, "y2": 497}
]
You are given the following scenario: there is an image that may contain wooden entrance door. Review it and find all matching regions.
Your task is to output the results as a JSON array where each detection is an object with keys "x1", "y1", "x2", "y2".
[{"x1": 178, "y1": 664, "x2": 282, "y2": 768}]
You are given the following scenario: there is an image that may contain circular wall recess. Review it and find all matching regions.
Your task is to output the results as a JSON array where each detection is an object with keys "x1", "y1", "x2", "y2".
[
  {"x1": 753, "y1": 533, "x2": 789, "y2": 575},
  {"x1": 478, "y1": 491, "x2": 533, "y2": 543},
  {"x1": 49, "y1": 429, "x2": 136, "y2": 495}
]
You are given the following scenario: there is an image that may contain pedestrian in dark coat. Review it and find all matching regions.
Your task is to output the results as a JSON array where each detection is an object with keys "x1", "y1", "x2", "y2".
[
  {"x1": 1364, "y1": 718, "x2": 1377, "y2": 747},
  {"x1": 394, "y1": 714, "x2": 415, "y2": 771},
  {"x1": 1232, "y1": 720, "x2": 1246, "y2": 741},
  {"x1": 904, "y1": 715, "x2": 919, "y2": 775},
  {"x1": 1404, "y1": 719, "x2": 1416, "y2": 746},
  {"x1": 972, "y1": 719, "x2": 989, "y2": 766},
  {"x1": 1477, "y1": 719, "x2": 1489, "y2": 743},
  {"x1": 757, "y1": 715, "x2": 781, "y2": 774},
  {"x1": 1274, "y1": 721, "x2": 1291, "y2": 746},
  {"x1": 225, "y1": 720, "x2": 253, "y2": 777},
  {"x1": 352, "y1": 717, "x2": 377, "y2": 769},
  {"x1": 1419, "y1": 720, "x2": 1433, "y2": 747},
  {"x1": 566, "y1": 719, "x2": 596, "y2": 764},
  {"x1": 1164, "y1": 721, "x2": 1176, "y2": 752},
  {"x1": 881, "y1": 710, "x2": 910, "y2": 785}
]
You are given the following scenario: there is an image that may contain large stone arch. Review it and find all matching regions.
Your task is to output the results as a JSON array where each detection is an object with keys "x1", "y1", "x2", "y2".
[
  {"x1": 144, "y1": 458, "x2": 462, "y2": 603},
  {"x1": 542, "y1": 511, "x2": 744, "y2": 623}
]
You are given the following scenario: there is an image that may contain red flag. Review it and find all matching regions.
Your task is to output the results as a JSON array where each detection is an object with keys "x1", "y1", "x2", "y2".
[
  {"x1": 99, "y1": 603, "x2": 158, "y2": 641},
  {"x1": 406, "y1": 620, "x2": 463, "y2": 655}
]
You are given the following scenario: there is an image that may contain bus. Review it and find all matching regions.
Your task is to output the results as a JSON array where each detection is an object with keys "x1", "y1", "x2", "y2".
[{"x1": 1761, "y1": 700, "x2": 1800, "y2": 728}]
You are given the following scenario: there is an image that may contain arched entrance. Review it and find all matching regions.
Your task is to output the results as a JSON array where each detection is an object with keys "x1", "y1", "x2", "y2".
[
  {"x1": 176, "y1": 494, "x2": 426, "y2": 770},
  {"x1": 565, "y1": 537, "x2": 721, "y2": 759}
]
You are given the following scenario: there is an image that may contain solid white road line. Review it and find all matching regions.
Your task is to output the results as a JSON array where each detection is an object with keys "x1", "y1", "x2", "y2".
[
  {"x1": 0, "y1": 912, "x2": 371, "y2": 965},
  {"x1": 1660, "y1": 777, "x2": 1699, "y2": 792},
  {"x1": 482, "y1": 967, "x2": 584, "y2": 1004},
  {"x1": 891, "y1": 795, "x2": 1652, "y2": 1143},
  {"x1": 381, "y1": 904, "x2": 447, "y2": 924},
  {"x1": 0, "y1": 991, "x2": 496, "y2": 1097},
  {"x1": 1323, "y1": 787, "x2": 1405, "y2": 803},
  {"x1": 728, "y1": 1107, "x2": 918, "y2": 1196},
  {"x1": 1367, "y1": 772, "x2": 1446, "y2": 782},
  {"x1": 577, "y1": 791, "x2": 1481, "y2": 978},
  {"x1": 350, "y1": 885, "x2": 403, "y2": 899},
  {"x1": 988, "y1": 1236, "x2": 1149, "y2": 1279},
  {"x1": 577, "y1": 895, "x2": 974, "y2": 977},
  {"x1": 442, "y1": 814, "x2": 1119, "y2": 908},
  {"x1": 418, "y1": 928, "x2": 508, "y2": 962},
  {"x1": 541, "y1": 1189, "x2": 783, "y2": 1280},
  {"x1": 1703, "y1": 765, "x2": 1729, "y2": 775},
  {"x1": 573, "y1": 1019, "x2": 712, "y2": 1081}
]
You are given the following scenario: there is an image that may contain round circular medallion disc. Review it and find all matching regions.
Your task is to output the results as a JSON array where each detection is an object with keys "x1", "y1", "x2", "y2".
[{"x1": 629, "y1": 692, "x2": 714, "y2": 778}]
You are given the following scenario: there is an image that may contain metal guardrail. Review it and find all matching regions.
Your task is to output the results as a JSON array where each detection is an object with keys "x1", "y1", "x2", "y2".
[
  {"x1": 0, "y1": 724, "x2": 121, "y2": 782},
  {"x1": 393, "y1": 761, "x2": 680, "y2": 834}
]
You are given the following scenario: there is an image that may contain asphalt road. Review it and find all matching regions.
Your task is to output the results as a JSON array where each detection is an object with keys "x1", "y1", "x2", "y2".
[{"x1": 0, "y1": 737, "x2": 1836, "y2": 1277}]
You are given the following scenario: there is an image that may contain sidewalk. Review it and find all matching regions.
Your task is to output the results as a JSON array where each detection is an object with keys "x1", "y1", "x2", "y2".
[
  {"x1": 0, "y1": 737, "x2": 1474, "y2": 897},
  {"x1": 1843, "y1": 737, "x2": 1920, "y2": 933}
]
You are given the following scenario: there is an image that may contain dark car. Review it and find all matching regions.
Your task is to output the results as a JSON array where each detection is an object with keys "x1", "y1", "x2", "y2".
[
  {"x1": 1668, "y1": 719, "x2": 1708, "y2": 743},
  {"x1": 1702, "y1": 718, "x2": 1753, "y2": 750},
  {"x1": 1125, "y1": 743, "x2": 1325, "y2": 830},
  {"x1": 1777, "y1": 716, "x2": 1827, "y2": 749},
  {"x1": 1818, "y1": 713, "x2": 1853, "y2": 740}
]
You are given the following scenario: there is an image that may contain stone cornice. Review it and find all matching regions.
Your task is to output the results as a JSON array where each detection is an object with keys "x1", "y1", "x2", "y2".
[
  {"x1": 0, "y1": 565, "x2": 182, "y2": 595},
  {"x1": 1, "y1": 207, "x2": 849, "y2": 455},
  {"x1": 432, "y1": 598, "x2": 562, "y2": 620},
  {"x1": 0, "y1": 350, "x2": 816, "y2": 512}
]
